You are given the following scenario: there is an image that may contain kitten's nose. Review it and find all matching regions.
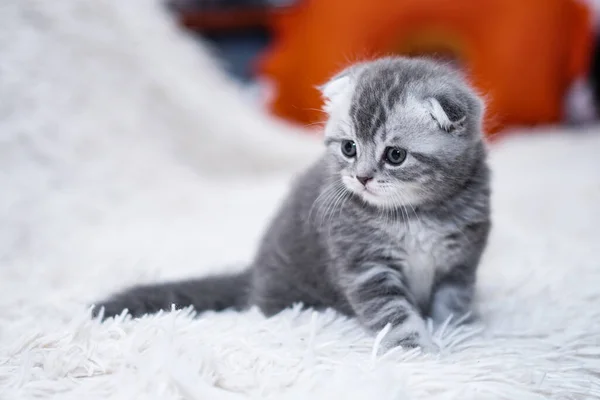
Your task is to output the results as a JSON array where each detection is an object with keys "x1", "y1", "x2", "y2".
[{"x1": 356, "y1": 176, "x2": 373, "y2": 186}]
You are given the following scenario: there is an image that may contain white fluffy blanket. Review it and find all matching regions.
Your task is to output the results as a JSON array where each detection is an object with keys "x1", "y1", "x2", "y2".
[{"x1": 1, "y1": 1, "x2": 599, "y2": 399}]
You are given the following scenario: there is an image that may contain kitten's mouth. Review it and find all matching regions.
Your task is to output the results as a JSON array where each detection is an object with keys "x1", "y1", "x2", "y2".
[
  {"x1": 361, "y1": 186, "x2": 376, "y2": 195},
  {"x1": 356, "y1": 185, "x2": 382, "y2": 202},
  {"x1": 342, "y1": 176, "x2": 384, "y2": 204}
]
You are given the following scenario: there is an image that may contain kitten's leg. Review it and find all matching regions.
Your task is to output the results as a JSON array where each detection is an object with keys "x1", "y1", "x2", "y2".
[
  {"x1": 345, "y1": 263, "x2": 436, "y2": 352},
  {"x1": 429, "y1": 264, "x2": 476, "y2": 327},
  {"x1": 430, "y1": 221, "x2": 489, "y2": 326}
]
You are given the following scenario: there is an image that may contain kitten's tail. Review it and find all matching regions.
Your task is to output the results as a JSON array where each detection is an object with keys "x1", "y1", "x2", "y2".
[{"x1": 92, "y1": 270, "x2": 252, "y2": 320}]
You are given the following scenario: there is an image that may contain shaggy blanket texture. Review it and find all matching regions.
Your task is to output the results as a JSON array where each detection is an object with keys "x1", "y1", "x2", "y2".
[{"x1": 1, "y1": 1, "x2": 600, "y2": 399}]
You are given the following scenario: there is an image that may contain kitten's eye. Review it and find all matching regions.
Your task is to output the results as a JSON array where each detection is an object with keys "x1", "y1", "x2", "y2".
[
  {"x1": 384, "y1": 147, "x2": 407, "y2": 165},
  {"x1": 341, "y1": 140, "x2": 357, "y2": 158}
]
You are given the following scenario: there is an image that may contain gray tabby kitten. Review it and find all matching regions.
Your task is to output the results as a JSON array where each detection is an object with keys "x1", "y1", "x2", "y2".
[{"x1": 94, "y1": 57, "x2": 491, "y2": 350}]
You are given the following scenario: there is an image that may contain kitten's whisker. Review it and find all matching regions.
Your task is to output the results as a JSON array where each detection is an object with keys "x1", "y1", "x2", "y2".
[
  {"x1": 405, "y1": 199, "x2": 424, "y2": 233},
  {"x1": 317, "y1": 189, "x2": 344, "y2": 228},
  {"x1": 326, "y1": 187, "x2": 350, "y2": 230},
  {"x1": 320, "y1": 190, "x2": 343, "y2": 235},
  {"x1": 383, "y1": 203, "x2": 390, "y2": 227},
  {"x1": 302, "y1": 107, "x2": 328, "y2": 115},
  {"x1": 386, "y1": 204, "x2": 393, "y2": 227},
  {"x1": 390, "y1": 192, "x2": 411, "y2": 234},
  {"x1": 309, "y1": 182, "x2": 345, "y2": 224},
  {"x1": 309, "y1": 185, "x2": 336, "y2": 222},
  {"x1": 328, "y1": 191, "x2": 351, "y2": 237},
  {"x1": 303, "y1": 121, "x2": 326, "y2": 128},
  {"x1": 317, "y1": 185, "x2": 347, "y2": 230},
  {"x1": 395, "y1": 191, "x2": 423, "y2": 234},
  {"x1": 393, "y1": 193, "x2": 410, "y2": 233},
  {"x1": 390, "y1": 202, "x2": 399, "y2": 227}
]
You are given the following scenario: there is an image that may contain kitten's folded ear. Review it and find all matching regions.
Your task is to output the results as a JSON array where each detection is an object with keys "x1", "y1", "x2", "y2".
[
  {"x1": 426, "y1": 90, "x2": 484, "y2": 135},
  {"x1": 317, "y1": 70, "x2": 354, "y2": 113}
]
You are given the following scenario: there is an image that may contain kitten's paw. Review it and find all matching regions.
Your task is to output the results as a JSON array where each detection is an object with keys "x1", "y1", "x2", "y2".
[
  {"x1": 379, "y1": 318, "x2": 439, "y2": 353},
  {"x1": 383, "y1": 333, "x2": 438, "y2": 354}
]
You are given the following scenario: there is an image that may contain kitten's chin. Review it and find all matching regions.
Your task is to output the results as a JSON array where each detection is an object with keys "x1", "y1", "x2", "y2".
[
  {"x1": 357, "y1": 191, "x2": 388, "y2": 208},
  {"x1": 341, "y1": 178, "x2": 388, "y2": 208}
]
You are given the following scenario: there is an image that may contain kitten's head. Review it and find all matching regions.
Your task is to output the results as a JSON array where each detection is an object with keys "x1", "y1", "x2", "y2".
[{"x1": 319, "y1": 57, "x2": 486, "y2": 208}]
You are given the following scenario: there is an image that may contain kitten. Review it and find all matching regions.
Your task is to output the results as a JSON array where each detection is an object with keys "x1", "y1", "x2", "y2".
[{"x1": 93, "y1": 57, "x2": 491, "y2": 351}]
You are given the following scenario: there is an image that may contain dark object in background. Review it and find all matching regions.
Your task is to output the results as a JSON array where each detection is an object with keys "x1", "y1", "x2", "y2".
[
  {"x1": 166, "y1": 0, "x2": 294, "y2": 81},
  {"x1": 202, "y1": 28, "x2": 270, "y2": 82},
  {"x1": 590, "y1": 35, "x2": 600, "y2": 115},
  {"x1": 167, "y1": 0, "x2": 295, "y2": 32}
]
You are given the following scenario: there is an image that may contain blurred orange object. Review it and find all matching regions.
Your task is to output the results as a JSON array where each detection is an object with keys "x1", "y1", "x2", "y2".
[{"x1": 257, "y1": 0, "x2": 593, "y2": 134}]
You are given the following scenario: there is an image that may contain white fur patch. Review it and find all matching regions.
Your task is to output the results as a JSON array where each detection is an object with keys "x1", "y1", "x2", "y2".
[
  {"x1": 402, "y1": 224, "x2": 449, "y2": 308},
  {"x1": 325, "y1": 99, "x2": 355, "y2": 138},
  {"x1": 425, "y1": 98, "x2": 466, "y2": 132},
  {"x1": 426, "y1": 98, "x2": 453, "y2": 130},
  {"x1": 320, "y1": 73, "x2": 357, "y2": 141},
  {"x1": 321, "y1": 75, "x2": 351, "y2": 113}
]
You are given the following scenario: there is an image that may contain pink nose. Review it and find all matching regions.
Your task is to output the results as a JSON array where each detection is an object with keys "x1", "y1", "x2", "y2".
[{"x1": 356, "y1": 176, "x2": 373, "y2": 186}]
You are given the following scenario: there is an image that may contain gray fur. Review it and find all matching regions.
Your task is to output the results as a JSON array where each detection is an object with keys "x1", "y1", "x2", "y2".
[{"x1": 93, "y1": 57, "x2": 491, "y2": 351}]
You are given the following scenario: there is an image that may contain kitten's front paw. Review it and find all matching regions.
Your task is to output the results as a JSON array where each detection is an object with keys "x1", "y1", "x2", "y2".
[
  {"x1": 383, "y1": 332, "x2": 437, "y2": 354},
  {"x1": 379, "y1": 319, "x2": 439, "y2": 353}
]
